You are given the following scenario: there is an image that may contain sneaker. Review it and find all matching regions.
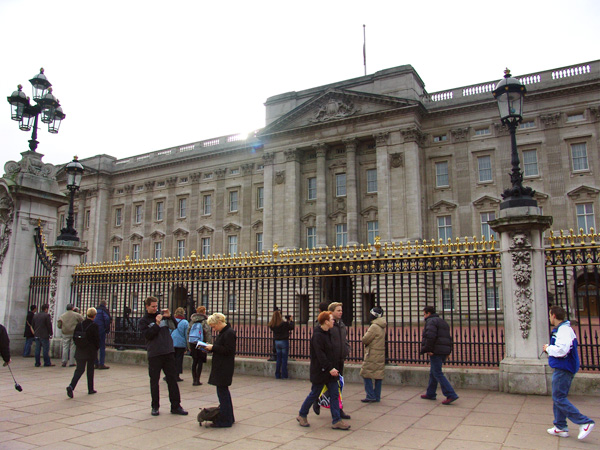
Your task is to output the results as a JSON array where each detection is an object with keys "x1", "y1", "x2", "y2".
[
  {"x1": 332, "y1": 420, "x2": 351, "y2": 430},
  {"x1": 420, "y1": 394, "x2": 436, "y2": 400},
  {"x1": 578, "y1": 422, "x2": 594, "y2": 440},
  {"x1": 296, "y1": 415, "x2": 309, "y2": 427},
  {"x1": 442, "y1": 396, "x2": 458, "y2": 405},
  {"x1": 151, "y1": 408, "x2": 159, "y2": 416},
  {"x1": 66, "y1": 386, "x2": 73, "y2": 398},
  {"x1": 547, "y1": 426, "x2": 569, "y2": 438}
]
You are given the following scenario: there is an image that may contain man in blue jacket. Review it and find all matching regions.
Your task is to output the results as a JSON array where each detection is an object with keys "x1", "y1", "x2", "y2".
[
  {"x1": 544, "y1": 306, "x2": 595, "y2": 440},
  {"x1": 94, "y1": 300, "x2": 112, "y2": 370}
]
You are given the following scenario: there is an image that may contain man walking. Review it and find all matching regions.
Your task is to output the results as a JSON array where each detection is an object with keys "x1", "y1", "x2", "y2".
[
  {"x1": 420, "y1": 305, "x2": 458, "y2": 404},
  {"x1": 138, "y1": 296, "x2": 188, "y2": 417},
  {"x1": 327, "y1": 302, "x2": 351, "y2": 419},
  {"x1": 544, "y1": 306, "x2": 595, "y2": 440},
  {"x1": 94, "y1": 300, "x2": 111, "y2": 369},
  {"x1": 32, "y1": 303, "x2": 54, "y2": 367},
  {"x1": 58, "y1": 304, "x2": 83, "y2": 367},
  {"x1": 23, "y1": 305, "x2": 36, "y2": 357}
]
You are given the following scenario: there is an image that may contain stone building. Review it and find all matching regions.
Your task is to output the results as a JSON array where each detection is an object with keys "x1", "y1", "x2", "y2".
[{"x1": 60, "y1": 60, "x2": 599, "y2": 265}]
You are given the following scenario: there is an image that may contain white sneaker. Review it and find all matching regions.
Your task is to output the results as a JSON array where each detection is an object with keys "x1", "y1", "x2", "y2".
[
  {"x1": 547, "y1": 426, "x2": 569, "y2": 438},
  {"x1": 578, "y1": 422, "x2": 594, "y2": 440}
]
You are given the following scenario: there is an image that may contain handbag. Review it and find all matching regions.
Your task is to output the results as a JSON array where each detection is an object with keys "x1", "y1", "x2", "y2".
[{"x1": 317, "y1": 374, "x2": 344, "y2": 409}]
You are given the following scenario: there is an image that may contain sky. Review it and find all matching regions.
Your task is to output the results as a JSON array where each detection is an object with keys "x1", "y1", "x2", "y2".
[{"x1": 1, "y1": 0, "x2": 598, "y2": 173}]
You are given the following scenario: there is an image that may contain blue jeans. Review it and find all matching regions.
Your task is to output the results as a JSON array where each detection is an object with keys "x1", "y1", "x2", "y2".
[
  {"x1": 552, "y1": 368, "x2": 594, "y2": 430},
  {"x1": 299, "y1": 379, "x2": 341, "y2": 424},
  {"x1": 363, "y1": 377, "x2": 382, "y2": 401},
  {"x1": 23, "y1": 337, "x2": 34, "y2": 357},
  {"x1": 34, "y1": 338, "x2": 51, "y2": 366},
  {"x1": 426, "y1": 355, "x2": 457, "y2": 399},
  {"x1": 96, "y1": 332, "x2": 106, "y2": 366},
  {"x1": 275, "y1": 340, "x2": 289, "y2": 379}
]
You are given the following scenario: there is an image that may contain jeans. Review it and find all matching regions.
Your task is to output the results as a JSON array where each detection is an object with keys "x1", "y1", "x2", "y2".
[
  {"x1": 275, "y1": 340, "x2": 289, "y2": 379},
  {"x1": 216, "y1": 385, "x2": 235, "y2": 426},
  {"x1": 62, "y1": 335, "x2": 76, "y2": 365},
  {"x1": 96, "y1": 332, "x2": 106, "y2": 366},
  {"x1": 363, "y1": 377, "x2": 383, "y2": 401},
  {"x1": 299, "y1": 379, "x2": 341, "y2": 424},
  {"x1": 426, "y1": 355, "x2": 457, "y2": 399},
  {"x1": 69, "y1": 356, "x2": 95, "y2": 392},
  {"x1": 552, "y1": 368, "x2": 594, "y2": 430},
  {"x1": 148, "y1": 353, "x2": 181, "y2": 410},
  {"x1": 23, "y1": 337, "x2": 34, "y2": 357},
  {"x1": 34, "y1": 338, "x2": 51, "y2": 366}
]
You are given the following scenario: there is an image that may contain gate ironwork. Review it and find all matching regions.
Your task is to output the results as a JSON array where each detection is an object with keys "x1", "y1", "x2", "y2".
[{"x1": 29, "y1": 225, "x2": 52, "y2": 311}]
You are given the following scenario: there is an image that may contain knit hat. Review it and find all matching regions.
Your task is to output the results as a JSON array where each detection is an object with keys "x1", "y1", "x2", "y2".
[{"x1": 369, "y1": 306, "x2": 384, "y2": 318}]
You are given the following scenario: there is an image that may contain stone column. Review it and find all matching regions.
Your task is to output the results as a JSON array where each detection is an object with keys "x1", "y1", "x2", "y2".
[
  {"x1": 262, "y1": 152, "x2": 275, "y2": 250},
  {"x1": 343, "y1": 139, "x2": 359, "y2": 246},
  {"x1": 400, "y1": 127, "x2": 425, "y2": 241},
  {"x1": 284, "y1": 149, "x2": 301, "y2": 249},
  {"x1": 314, "y1": 143, "x2": 327, "y2": 247},
  {"x1": 374, "y1": 133, "x2": 390, "y2": 242},
  {"x1": 490, "y1": 208, "x2": 553, "y2": 394}
]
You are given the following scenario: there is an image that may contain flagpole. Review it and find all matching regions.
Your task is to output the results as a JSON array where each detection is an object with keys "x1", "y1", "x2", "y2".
[{"x1": 363, "y1": 24, "x2": 367, "y2": 76}]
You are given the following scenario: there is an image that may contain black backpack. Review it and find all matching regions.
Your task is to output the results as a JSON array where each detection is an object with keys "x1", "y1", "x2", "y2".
[{"x1": 73, "y1": 322, "x2": 92, "y2": 348}]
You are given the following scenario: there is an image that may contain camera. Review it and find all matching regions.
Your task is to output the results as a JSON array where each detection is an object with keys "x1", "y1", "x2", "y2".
[{"x1": 285, "y1": 315, "x2": 292, "y2": 320}]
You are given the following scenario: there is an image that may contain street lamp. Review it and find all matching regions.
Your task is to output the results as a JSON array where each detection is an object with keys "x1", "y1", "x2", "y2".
[
  {"x1": 492, "y1": 69, "x2": 537, "y2": 210},
  {"x1": 556, "y1": 280, "x2": 565, "y2": 306},
  {"x1": 6, "y1": 68, "x2": 65, "y2": 152},
  {"x1": 57, "y1": 157, "x2": 84, "y2": 242}
]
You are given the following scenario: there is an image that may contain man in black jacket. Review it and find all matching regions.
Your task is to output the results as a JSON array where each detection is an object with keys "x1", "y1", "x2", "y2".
[
  {"x1": 138, "y1": 297, "x2": 188, "y2": 417},
  {"x1": 32, "y1": 304, "x2": 54, "y2": 367},
  {"x1": 327, "y1": 302, "x2": 351, "y2": 419},
  {"x1": 23, "y1": 305, "x2": 36, "y2": 357},
  {"x1": 420, "y1": 305, "x2": 458, "y2": 404}
]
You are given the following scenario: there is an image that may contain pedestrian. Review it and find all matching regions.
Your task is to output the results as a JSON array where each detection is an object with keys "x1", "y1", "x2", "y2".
[
  {"x1": 32, "y1": 303, "x2": 54, "y2": 367},
  {"x1": 138, "y1": 296, "x2": 188, "y2": 417},
  {"x1": 327, "y1": 302, "x2": 351, "y2": 419},
  {"x1": 1, "y1": 323, "x2": 10, "y2": 366},
  {"x1": 420, "y1": 305, "x2": 458, "y2": 404},
  {"x1": 360, "y1": 306, "x2": 386, "y2": 403},
  {"x1": 205, "y1": 313, "x2": 236, "y2": 428},
  {"x1": 22, "y1": 305, "x2": 37, "y2": 357},
  {"x1": 268, "y1": 310, "x2": 294, "y2": 379},
  {"x1": 187, "y1": 306, "x2": 212, "y2": 386},
  {"x1": 66, "y1": 307, "x2": 100, "y2": 398},
  {"x1": 170, "y1": 307, "x2": 189, "y2": 382},
  {"x1": 267, "y1": 307, "x2": 279, "y2": 362},
  {"x1": 297, "y1": 310, "x2": 350, "y2": 430},
  {"x1": 544, "y1": 305, "x2": 595, "y2": 440},
  {"x1": 94, "y1": 300, "x2": 112, "y2": 370},
  {"x1": 58, "y1": 304, "x2": 84, "y2": 367}
]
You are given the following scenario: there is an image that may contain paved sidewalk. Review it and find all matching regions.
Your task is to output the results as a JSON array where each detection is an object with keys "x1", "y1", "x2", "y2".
[{"x1": 1, "y1": 357, "x2": 598, "y2": 449}]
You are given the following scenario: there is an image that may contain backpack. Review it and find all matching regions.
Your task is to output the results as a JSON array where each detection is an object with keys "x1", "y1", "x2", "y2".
[
  {"x1": 73, "y1": 322, "x2": 92, "y2": 348},
  {"x1": 188, "y1": 321, "x2": 204, "y2": 343},
  {"x1": 197, "y1": 406, "x2": 220, "y2": 425}
]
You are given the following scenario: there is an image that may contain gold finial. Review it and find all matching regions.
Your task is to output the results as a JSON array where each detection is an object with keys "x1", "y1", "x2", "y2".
[
  {"x1": 125, "y1": 255, "x2": 131, "y2": 266},
  {"x1": 190, "y1": 250, "x2": 197, "y2": 263},
  {"x1": 273, "y1": 243, "x2": 279, "y2": 258}
]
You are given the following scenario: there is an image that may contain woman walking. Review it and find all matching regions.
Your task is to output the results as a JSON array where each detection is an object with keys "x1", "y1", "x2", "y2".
[
  {"x1": 268, "y1": 310, "x2": 294, "y2": 379},
  {"x1": 360, "y1": 306, "x2": 386, "y2": 403},
  {"x1": 170, "y1": 307, "x2": 189, "y2": 382},
  {"x1": 66, "y1": 308, "x2": 100, "y2": 398},
  {"x1": 187, "y1": 306, "x2": 212, "y2": 385}
]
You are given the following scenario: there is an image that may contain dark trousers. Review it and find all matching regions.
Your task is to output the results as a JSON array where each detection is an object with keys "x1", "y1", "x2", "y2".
[
  {"x1": 23, "y1": 337, "x2": 34, "y2": 357},
  {"x1": 190, "y1": 347, "x2": 206, "y2": 379},
  {"x1": 216, "y1": 385, "x2": 235, "y2": 426},
  {"x1": 174, "y1": 347, "x2": 186, "y2": 375},
  {"x1": 299, "y1": 379, "x2": 341, "y2": 424},
  {"x1": 148, "y1": 353, "x2": 181, "y2": 410},
  {"x1": 34, "y1": 337, "x2": 51, "y2": 366},
  {"x1": 69, "y1": 356, "x2": 95, "y2": 392},
  {"x1": 96, "y1": 332, "x2": 106, "y2": 366}
]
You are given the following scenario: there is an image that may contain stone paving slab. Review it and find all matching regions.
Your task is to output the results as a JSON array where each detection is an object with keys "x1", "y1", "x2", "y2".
[{"x1": 1, "y1": 357, "x2": 598, "y2": 449}]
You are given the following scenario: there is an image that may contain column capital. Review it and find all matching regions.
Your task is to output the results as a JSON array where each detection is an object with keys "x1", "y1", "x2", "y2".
[
  {"x1": 373, "y1": 132, "x2": 389, "y2": 146},
  {"x1": 312, "y1": 143, "x2": 328, "y2": 158},
  {"x1": 342, "y1": 138, "x2": 358, "y2": 152},
  {"x1": 262, "y1": 152, "x2": 275, "y2": 166},
  {"x1": 284, "y1": 148, "x2": 299, "y2": 162}
]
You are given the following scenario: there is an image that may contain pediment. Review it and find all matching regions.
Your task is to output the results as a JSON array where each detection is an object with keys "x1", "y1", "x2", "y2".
[
  {"x1": 567, "y1": 185, "x2": 600, "y2": 199},
  {"x1": 110, "y1": 235, "x2": 123, "y2": 244},
  {"x1": 196, "y1": 225, "x2": 214, "y2": 235},
  {"x1": 251, "y1": 220, "x2": 263, "y2": 230},
  {"x1": 360, "y1": 206, "x2": 378, "y2": 220},
  {"x1": 129, "y1": 233, "x2": 143, "y2": 242},
  {"x1": 429, "y1": 200, "x2": 458, "y2": 213},
  {"x1": 259, "y1": 89, "x2": 418, "y2": 136},
  {"x1": 472, "y1": 195, "x2": 500, "y2": 209},
  {"x1": 223, "y1": 222, "x2": 242, "y2": 233},
  {"x1": 173, "y1": 227, "x2": 189, "y2": 237},
  {"x1": 328, "y1": 209, "x2": 347, "y2": 221},
  {"x1": 300, "y1": 213, "x2": 316, "y2": 226},
  {"x1": 150, "y1": 230, "x2": 165, "y2": 240}
]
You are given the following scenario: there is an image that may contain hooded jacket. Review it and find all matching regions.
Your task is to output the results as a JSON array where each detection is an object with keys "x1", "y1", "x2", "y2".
[
  {"x1": 186, "y1": 313, "x2": 212, "y2": 350},
  {"x1": 420, "y1": 313, "x2": 453, "y2": 356},
  {"x1": 360, "y1": 317, "x2": 387, "y2": 379}
]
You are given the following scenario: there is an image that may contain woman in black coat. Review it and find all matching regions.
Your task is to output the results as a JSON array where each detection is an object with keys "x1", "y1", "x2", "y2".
[
  {"x1": 205, "y1": 313, "x2": 236, "y2": 427},
  {"x1": 66, "y1": 308, "x2": 100, "y2": 398}
]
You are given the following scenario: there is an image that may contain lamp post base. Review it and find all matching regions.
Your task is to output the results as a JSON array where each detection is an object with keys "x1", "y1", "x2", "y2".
[{"x1": 500, "y1": 197, "x2": 538, "y2": 210}]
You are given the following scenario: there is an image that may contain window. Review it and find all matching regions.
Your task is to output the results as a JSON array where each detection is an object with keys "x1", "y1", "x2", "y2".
[
  {"x1": 178, "y1": 198, "x2": 187, "y2": 218},
  {"x1": 154, "y1": 241, "x2": 162, "y2": 259},
  {"x1": 112, "y1": 246, "x2": 120, "y2": 262},
  {"x1": 480, "y1": 212, "x2": 498, "y2": 241},
  {"x1": 576, "y1": 203, "x2": 595, "y2": 233},
  {"x1": 307, "y1": 227, "x2": 316, "y2": 249},
  {"x1": 177, "y1": 239, "x2": 185, "y2": 258},
  {"x1": 230, "y1": 168, "x2": 240, "y2": 175},
  {"x1": 179, "y1": 176, "x2": 188, "y2": 183},
  {"x1": 256, "y1": 232, "x2": 263, "y2": 253},
  {"x1": 156, "y1": 202, "x2": 164, "y2": 221},
  {"x1": 134, "y1": 204, "x2": 143, "y2": 224},
  {"x1": 201, "y1": 237, "x2": 211, "y2": 257},
  {"x1": 433, "y1": 134, "x2": 447, "y2": 143},
  {"x1": 228, "y1": 235, "x2": 238, "y2": 255},
  {"x1": 486, "y1": 286, "x2": 500, "y2": 310},
  {"x1": 567, "y1": 113, "x2": 584, "y2": 122},
  {"x1": 367, "y1": 221, "x2": 379, "y2": 245},
  {"x1": 442, "y1": 288, "x2": 454, "y2": 311},
  {"x1": 336, "y1": 223, "x2": 348, "y2": 247},
  {"x1": 519, "y1": 120, "x2": 535, "y2": 129},
  {"x1": 335, "y1": 173, "x2": 346, "y2": 197},
  {"x1": 571, "y1": 143, "x2": 589, "y2": 171},
  {"x1": 132, "y1": 244, "x2": 140, "y2": 261},
  {"x1": 115, "y1": 208, "x2": 122, "y2": 226},
  {"x1": 307, "y1": 177, "x2": 317, "y2": 200},
  {"x1": 475, "y1": 128, "x2": 490, "y2": 136},
  {"x1": 136, "y1": 185, "x2": 144, "y2": 192},
  {"x1": 203, "y1": 194, "x2": 212, "y2": 215},
  {"x1": 228, "y1": 293, "x2": 236, "y2": 312},
  {"x1": 257, "y1": 187, "x2": 264, "y2": 209},
  {"x1": 478, "y1": 156, "x2": 492, "y2": 182},
  {"x1": 435, "y1": 161, "x2": 449, "y2": 188},
  {"x1": 204, "y1": 173, "x2": 213, "y2": 180},
  {"x1": 157, "y1": 181, "x2": 166, "y2": 187},
  {"x1": 229, "y1": 191, "x2": 238, "y2": 212},
  {"x1": 257, "y1": 164, "x2": 264, "y2": 170},
  {"x1": 522, "y1": 150, "x2": 539, "y2": 177},
  {"x1": 85, "y1": 210, "x2": 90, "y2": 229},
  {"x1": 438, "y1": 216, "x2": 452, "y2": 242},
  {"x1": 367, "y1": 169, "x2": 377, "y2": 193}
]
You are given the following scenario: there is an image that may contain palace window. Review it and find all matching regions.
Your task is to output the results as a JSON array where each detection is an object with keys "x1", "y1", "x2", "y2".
[
  {"x1": 203, "y1": 194, "x2": 212, "y2": 215},
  {"x1": 154, "y1": 242, "x2": 162, "y2": 259},
  {"x1": 156, "y1": 202, "x2": 164, "y2": 221},
  {"x1": 433, "y1": 134, "x2": 447, "y2": 143},
  {"x1": 112, "y1": 246, "x2": 120, "y2": 262},
  {"x1": 201, "y1": 237, "x2": 211, "y2": 257},
  {"x1": 480, "y1": 212, "x2": 498, "y2": 241},
  {"x1": 177, "y1": 239, "x2": 185, "y2": 258},
  {"x1": 567, "y1": 113, "x2": 584, "y2": 122},
  {"x1": 367, "y1": 169, "x2": 377, "y2": 193},
  {"x1": 336, "y1": 223, "x2": 348, "y2": 247},
  {"x1": 435, "y1": 161, "x2": 449, "y2": 188},
  {"x1": 229, "y1": 191, "x2": 238, "y2": 212},
  {"x1": 522, "y1": 150, "x2": 539, "y2": 177},
  {"x1": 367, "y1": 220, "x2": 379, "y2": 245},
  {"x1": 576, "y1": 203, "x2": 595, "y2": 233},
  {"x1": 257, "y1": 187, "x2": 264, "y2": 209},
  {"x1": 475, "y1": 128, "x2": 490, "y2": 136},
  {"x1": 437, "y1": 216, "x2": 452, "y2": 242},
  {"x1": 478, "y1": 155, "x2": 492, "y2": 182},
  {"x1": 134, "y1": 204, "x2": 143, "y2": 224},
  {"x1": 571, "y1": 143, "x2": 589, "y2": 172},
  {"x1": 228, "y1": 235, "x2": 238, "y2": 255},
  {"x1": 256, "y1": 232, "x2": 263, "y2": 253},
  {"x1": 307, "y1": 227, "x2": 316, "y2": 249},
  {"x1": 115, "y1": 208, "x2": 122, "y2": 227},
  {"x1": 442, "y1": 288, "x2": 454, "y2": 311},
  {"x1": 486, "y1": 286, "x2": 500, "y2": 310},
  {"x1": 519, "y1": 120, "x2": 535, "y2": 129},
  {"x1": 335, "y1": 173, "x2": 346, "y2": 197},
  {"x1": 132, "y1": 244, "x2": 140, "y2": 261},
  {"x1": 307, "y1": 177, "x2": 317, "y2": 200},
  {"x1": 85, "y1": 210, "x2": 90, "y2": 229},
  {"x1": 178, "y1": 198, "x2": 187, "y2": 218}
]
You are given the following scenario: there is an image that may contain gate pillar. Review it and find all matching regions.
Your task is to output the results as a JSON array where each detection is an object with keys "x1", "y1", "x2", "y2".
[{"x1": 490, "y1": 207, "x2": 553, "y2": 394}]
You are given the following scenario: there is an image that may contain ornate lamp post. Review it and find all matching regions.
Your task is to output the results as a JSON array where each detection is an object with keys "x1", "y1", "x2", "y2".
[
  {"x1": 492, "y1": 69, "x2": 537, "y2": 210},
  {"x1": 556, "y1": 280, "x2": 565, "y2": 306},
  {"x1": 57, "y1": 157, "x2": 84, "y2": 242},
  {"x1": 7, "y1": 68, "x2": 65, "y2": 152}
]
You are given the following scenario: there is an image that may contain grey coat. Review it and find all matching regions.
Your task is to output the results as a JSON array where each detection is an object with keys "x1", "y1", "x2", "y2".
[{"x1": 359, "y1": 317, "x2": 387, "y2": 379}]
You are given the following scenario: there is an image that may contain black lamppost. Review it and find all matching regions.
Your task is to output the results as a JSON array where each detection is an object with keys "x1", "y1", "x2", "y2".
[
  {"x1": 6, "y1": 68, "x2": 65, "y2": 152},
  {"x1": 57, "y1": 157, "x2": 84, "y2": 242},
  {"x1": 556, "y1": 280, "x2": 565, "y2": 306},
  {"x1": 492, "y1": 69, "x2": 537, "y2": 210}
]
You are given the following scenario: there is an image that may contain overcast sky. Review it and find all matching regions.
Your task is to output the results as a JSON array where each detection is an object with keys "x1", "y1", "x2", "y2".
[{"x1": 1, "y1": 0, "x2": 598, "y2": 173}]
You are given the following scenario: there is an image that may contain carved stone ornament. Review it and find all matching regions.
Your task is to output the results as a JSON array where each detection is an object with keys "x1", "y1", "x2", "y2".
[
  {"x1": 3, "y1": 153, "x2": 56, "y2": 181},
  {"x1": 124, "y1": 184, "x2": 135, "y2": 194},
  {"x1": 0, "y1": 188, "x2": 15, "y2": 274},
  {"x1": 284, "y1": 149, "x2": 298, "y2": 162},
  {"x1": 539, "y1": 113, "x2": 561, "y2": 128},
  {"x1": 509, "y1": 232, "x2": 533, "y2": 339},
  {"x1": 190, "y1": 172, "x2": 202, "y2": 183},
  {"x1": 390, "y1": 153, "x2": 404, "y2": 168},
  {"x1": 374, "y1": 132, "x2": 389, "y2": 147},
  {"x1": 275, "y1": 170, "x2": 285, "y2": 184},
  {"x1": 493, "y1": 123, "x2": 510, "y2": 136},
  {"x1": 48, "y1": 256, "x2": 59, "y2": 319},
  {"x1": 215, "y1": 168, "x2": 226, "y2": 179},
  {"x1": 166, "y1": 177, "x2": 178, "y2": 187},
  {"x1": 310, "y1": 98, "x2": 360, "y2": 123},
  {"x1": 144, "y1": 181, "x2": 155, "y2": 190},
  {"x1": 342, "y1": 138, "x2": 358, "y2": 152},
  {"x1": 401, "y1": 127, "x2": 426, "y2": 146},
  {"x1": 262, "y1": 152, "x2": 275, "y2": 166},
  {"x1": 241, "y1": 163, "x2": 254, "y2": 175},
  {"x1": 589, "y1": 106, "x2": 600, "y2": 121},
  {"x1": 450, "y1": 127, "x2": 470, "y2": 142}
]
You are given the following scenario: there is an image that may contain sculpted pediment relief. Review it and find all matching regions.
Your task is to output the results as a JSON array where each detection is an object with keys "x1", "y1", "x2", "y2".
[
  {"x1": 196, "y1": 225, "x2": 214, "y2": 235},
  {"x1": 173, "y1": 227, "x2": 189, "y2": 237},
  {"x1": 110, "y1": 235, "x2": 123, "y2": 244},
  {"x1": 429, "y1": 200, "x2": 458, "y2": 213},
  {"x1": 129, "y1": 233, "x2": 143, "y2": 242},
  {"x1": 150, "y1": 230, "x2": 165, "y2": 240},
  {"x1": 251, "y1": 220, "x2": 263, "y2": 230},
  {"x1": 567, "y1": 185, "x2": 599, "y2": 199},
  {"x1": 223, "y1": 222, "x2": 242, "y2": 233},
  {"x1": 472, "y1": 195, "x2": 500, "y2": 210}
]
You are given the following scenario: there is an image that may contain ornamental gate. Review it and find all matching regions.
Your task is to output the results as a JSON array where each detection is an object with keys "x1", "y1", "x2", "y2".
[{"x1": 28, "y1": 226, "x2": 52, "y2": 312}]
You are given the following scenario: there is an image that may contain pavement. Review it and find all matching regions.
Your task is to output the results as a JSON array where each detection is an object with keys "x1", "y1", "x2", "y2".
[{"x1": 1, "y1": 357, "x2": 599, "y2": 449}]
